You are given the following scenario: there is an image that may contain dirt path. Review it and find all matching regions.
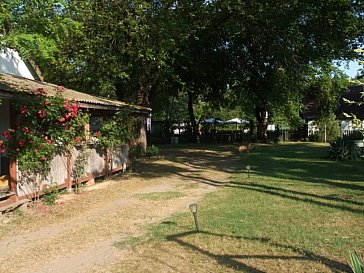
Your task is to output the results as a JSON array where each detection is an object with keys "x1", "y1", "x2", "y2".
[{"x1": 0, "y1": 145, "x2": 239, "y2": 273}]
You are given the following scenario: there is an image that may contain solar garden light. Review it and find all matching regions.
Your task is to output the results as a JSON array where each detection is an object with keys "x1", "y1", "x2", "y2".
[
  {"x1": 246, "y1": 165, "x2": 251, "y2": 178},
  {"x1": 189, "y1": 203, "x2": 200, "y2": 232}
]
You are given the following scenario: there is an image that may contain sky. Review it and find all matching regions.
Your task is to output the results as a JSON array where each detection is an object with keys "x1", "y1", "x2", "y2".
[{"x1": 338, "y1": 60, "x2": 362, "y2": 78}]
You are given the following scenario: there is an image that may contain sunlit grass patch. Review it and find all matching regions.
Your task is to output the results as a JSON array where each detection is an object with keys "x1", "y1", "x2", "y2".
[
  {"x1": 133, "y1": 191, "x2": 185, "y2": 201},
  {"x1": 142, "y1": 143, "x2": 363, "y2": 272}
]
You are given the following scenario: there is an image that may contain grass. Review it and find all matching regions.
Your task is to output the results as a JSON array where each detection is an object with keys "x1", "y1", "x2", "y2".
[
  {"x1": 144, "y1": 142, "x2": 363, "y2": 272},
  {"x1": 133, "y1": 191, "x2": 185, "y2": 201}
]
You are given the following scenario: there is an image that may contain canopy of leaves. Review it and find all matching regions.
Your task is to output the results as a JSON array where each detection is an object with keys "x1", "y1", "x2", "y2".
[{"x1": 1, "y1": 0, "x2": 363, "y2": 136}]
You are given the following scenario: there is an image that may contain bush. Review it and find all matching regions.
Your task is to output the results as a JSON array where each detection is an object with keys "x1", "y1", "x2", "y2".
[
  {"x1": 130, "y1": 144, "x2": 145, "y2": 160},
  {"x1": 146, "y1": 145, "x2": 159, "y2": 158},
  {"x1": 328, "y1": 137, "x2": 361, "y2": 160},
  {"x1": 43, "y1": 183, "x2": 58, "y2": 206},
  {"x1": 315, "y1": 114, "x2": 341, "y2": 142},
  {"x1": 267, "y1": 130, "x2": 281, "y2": 143}
]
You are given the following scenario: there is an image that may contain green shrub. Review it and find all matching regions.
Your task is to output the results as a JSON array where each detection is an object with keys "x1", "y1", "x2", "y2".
[
  {"x1": 146, "y1": 145, "x2": 159, "y2": 158},
  {"x1": 43, "y1": 183, "x2": 58, "y2": 206},
  {"x1": 130, "y1": 144, "x2": 145, "y2": 160},
  {"x1": 314, "y1": 114, "x2": 341, "y2": 142},
  {"x1": 328, "y1": 138, "x2": 361, "y2": 160}
]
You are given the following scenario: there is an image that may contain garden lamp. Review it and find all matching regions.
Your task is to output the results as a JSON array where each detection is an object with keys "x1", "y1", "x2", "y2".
[
  {"x1": 246, "y1": 165, "x2": 251, "y2": 178},
  {"x1": 189, "y1": 203, "x2": 199, "y2": 232}
]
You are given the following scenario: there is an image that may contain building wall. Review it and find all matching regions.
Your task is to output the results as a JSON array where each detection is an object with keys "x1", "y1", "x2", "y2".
[
  {"x1": 16, "y1": 144, "x2": 130, "y2": 198},
  {"x1": 0, "y1": 48, "x2": 35, "y2": 80}
]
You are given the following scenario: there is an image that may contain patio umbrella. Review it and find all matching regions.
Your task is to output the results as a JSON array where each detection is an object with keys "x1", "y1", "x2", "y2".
[
  {"x1": 224, "y1": 118, "x2": 249, "y2": 125},
  {"x1": 203, "y1": 118, "x2": 224, "y2": 125}
]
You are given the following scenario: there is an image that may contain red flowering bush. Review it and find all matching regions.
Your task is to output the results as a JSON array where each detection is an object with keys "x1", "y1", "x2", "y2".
[{"x1": 0, "y1": 87, "x2": 89, "y2": 194}]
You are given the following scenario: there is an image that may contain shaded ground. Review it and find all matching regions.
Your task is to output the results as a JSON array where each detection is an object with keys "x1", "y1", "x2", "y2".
[{"x1": 0, "y1": 144, "x2": 239, "y2": 273}]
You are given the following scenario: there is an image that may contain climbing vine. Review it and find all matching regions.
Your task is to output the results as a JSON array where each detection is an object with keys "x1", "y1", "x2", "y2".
[
  {"x1": 0, "y1": 87, "x2": 89, "y2": 200},
  {"x1": 97, "y1": 110, "x2": 135, "y2": 175}
]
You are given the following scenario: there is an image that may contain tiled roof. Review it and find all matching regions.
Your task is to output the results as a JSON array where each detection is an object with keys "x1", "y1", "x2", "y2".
[{"x1": 0, "y1": 73, "x2": 151, "y2": 113}]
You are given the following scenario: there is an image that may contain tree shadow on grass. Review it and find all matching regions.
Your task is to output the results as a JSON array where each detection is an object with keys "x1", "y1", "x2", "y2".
[
  {"x1": 226, "y1": 182, "x2": 364, "y2": 214},
  {"x1": 133, "y1": 144, "x2": 362, "y2": 213},
  {"x1": 166, "y1": 230, "x2": 351, "y2": 273},
  {"x1": 158, "y1": 143, "x2": 363, "y2": 191},
  {"x1": 227, "y1": 183, "x2": 364, "y2": 214},
  {"x1": 231, "y1": 182, "x2": 364, "y2": 206}
]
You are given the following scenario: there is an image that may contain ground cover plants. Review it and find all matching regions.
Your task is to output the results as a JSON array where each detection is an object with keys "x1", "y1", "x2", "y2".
[{"x1": 135, "y1": 143, "x2": 364, "y2": 273}]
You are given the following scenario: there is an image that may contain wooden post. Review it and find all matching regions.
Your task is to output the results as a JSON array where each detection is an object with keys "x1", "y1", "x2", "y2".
[
  {"x1": 104, "y1": 149, "x2": 109, "y2": 176},
  {"x1": 9, "y1": 159, "x2": 17, "y2": 196},
  {"x1": 66, "y1": 154, "x2": 72, "y2": 189}
]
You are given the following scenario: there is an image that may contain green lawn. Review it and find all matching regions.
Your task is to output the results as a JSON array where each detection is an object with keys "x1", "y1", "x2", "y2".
[{"x1": 149, "y1": 143, "x2": 363, "y2": 272}]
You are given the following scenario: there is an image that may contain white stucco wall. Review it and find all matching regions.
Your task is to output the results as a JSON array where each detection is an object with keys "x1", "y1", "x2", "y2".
[{"x1": 0, "y1": 48, "x2": 35, "y2": 80}]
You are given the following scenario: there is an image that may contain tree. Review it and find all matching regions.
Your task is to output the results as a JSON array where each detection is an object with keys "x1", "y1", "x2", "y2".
[
  {"x1": 1, "y1": 0, "x2": 363, "y2": 144},
  {"x1": 213, "y1": 0, "x2": 363, "y2": 141}
]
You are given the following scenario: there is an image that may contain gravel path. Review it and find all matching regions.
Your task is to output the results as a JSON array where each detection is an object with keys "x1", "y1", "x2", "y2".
[{"x1": 0, "y1": 146, "x2": 238, "y2": 273}]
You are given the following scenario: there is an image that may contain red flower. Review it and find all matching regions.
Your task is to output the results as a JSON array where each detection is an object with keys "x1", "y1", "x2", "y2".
[
  {"x1": 22, "y1": 127, "x2": 30, "y2": 133},
  {"x1": 71, "y1": 105, "x2": 78, "y2": 117},
  {"x1": 65, "y1": 113, "x2": 71, "y2": 119},
  {"x1": 94, "y1": 132, "x2": 99, "y2": 137},
  {"x1": 42, "y1": 88, "x2": 47, "y2": 94},
  {"x1": 57, "y1": 85, "x2": 65, "y2": 91},
  {"x1": 6, "y1": 135, "x2": 12, "y2": 140},
  {"x1": 75, "y1": 137, "x2": 80, "y2": 143},
  {"x1": 16, "y1": 148, "x2": 19, "y2": 152},
  {"x1": 47, "y1": 140, "x2": 52, "y2": 144},
  {"x1": 44, "y1": 100, "x2": 50, "y2": 106},
  {"x1": 38, "y1": 109, "x2": 46, "y2": 119},
  {"x1": 59, "y1": 117, "x2": 66, "y2": 123},
  {"x1": 2, "y1": 131, "x2": 9, "y2": 136},
  {"x1": 35, "y1": 91, "x2": 40, "y2": 96},
  {"x1": 41, "y1": 156, "x2": 45, "y2": 161},
  {"x1": 1, "y1": 148, "x2": 5, "y2": 154},
  {"x1": 19, "y1": 140, "x2": 26, "y2": 147},
  {"x1": 20, "y1": 106, "x2": 27, "y2": 115}
]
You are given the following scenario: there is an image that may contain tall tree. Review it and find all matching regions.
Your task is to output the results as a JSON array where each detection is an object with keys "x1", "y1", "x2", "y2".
[{"x1": 215, "y1": 0, "x2": 363, "y2": 141}]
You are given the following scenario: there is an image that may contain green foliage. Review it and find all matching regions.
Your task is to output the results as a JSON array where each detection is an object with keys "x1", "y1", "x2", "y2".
[
  {"x1": 97, "y1": 110, "x2": 133, "y2": 151},
  {"x1": 313, "y1": 113, "x2": 341, "y2": 143},
  {"x1": 145, "y1": 145, "x2": 159, "y2": 158},
  {"x1": 0, "y1": 87, "x2": 89, "y2": 202},
  {"x1": 129, "y1": 144, "x2": 145, "y2": 161},
  {"x1": 43, "y1": 182, "x2": 58, "y2": 206},
  {"x1": 328, "y1": 138, "x2": 362, "y2": 161},
  {"x1": 350, "y1": 250, "x2": 364, "y2": 273},
  {"x1": 1, "y1": 0, "x2": 363, "y2": 143},
  {"x1": 1, "y1": 87, "x2": 88, "y2": 172},
  {"x1": 72, "y1": 144, "x2": 89, "y2": 194},
  {"x1": 307, "y1": 66, "x2": 349, "y2": 120},
  {"x1": 97, "y1": 110, "x2": 135, "y2": 175}
]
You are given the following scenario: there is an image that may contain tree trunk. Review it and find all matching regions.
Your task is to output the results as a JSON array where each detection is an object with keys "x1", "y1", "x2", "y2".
[
  {"x1": 256, "y1": 105, "x2": 268, "y2": 143},
  {"x1": 187, "y1": 91, "x2": 198, "y2": 142}
]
